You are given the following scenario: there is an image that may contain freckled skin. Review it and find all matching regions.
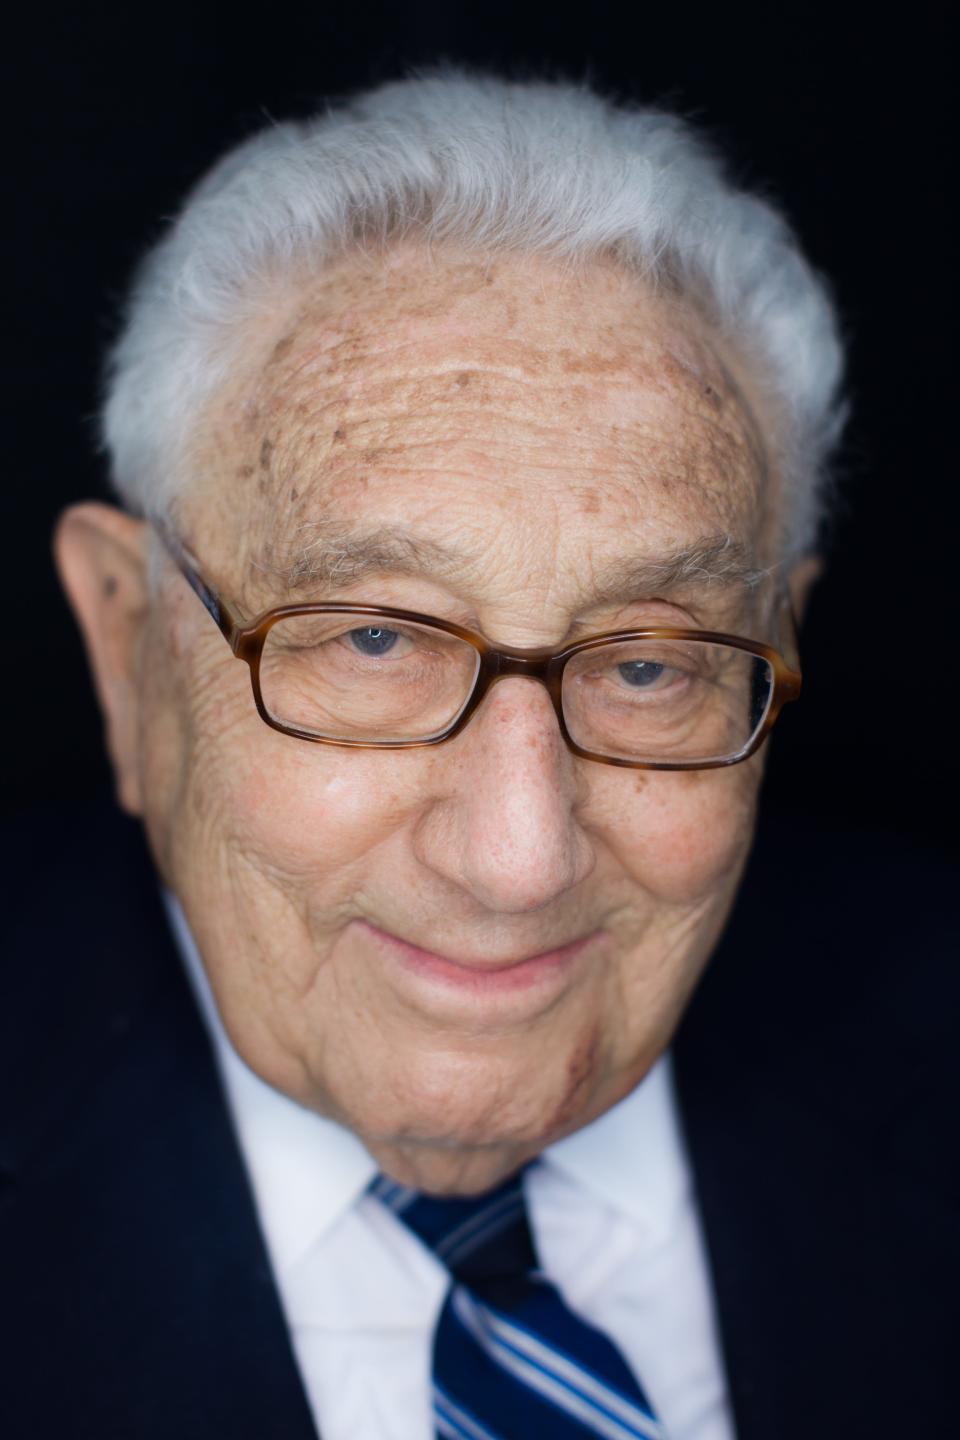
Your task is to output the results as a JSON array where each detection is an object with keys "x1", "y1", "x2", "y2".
[{"x1": 115, "y1": 247, "x2": 781, "y2": 1195}]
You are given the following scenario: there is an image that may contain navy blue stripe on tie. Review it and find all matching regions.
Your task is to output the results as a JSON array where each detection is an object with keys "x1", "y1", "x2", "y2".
[{"x1": 368, "y1": 1166, "x2": 663, "y2": 1440}]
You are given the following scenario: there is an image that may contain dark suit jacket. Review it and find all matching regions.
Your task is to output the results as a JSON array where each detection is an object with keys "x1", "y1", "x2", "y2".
[{"x1": 1, "y1": 797, "x2": 956, "y2": 1437}]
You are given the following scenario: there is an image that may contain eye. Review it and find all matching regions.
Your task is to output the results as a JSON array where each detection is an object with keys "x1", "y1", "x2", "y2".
[
  {"x1": 617, "y1": 659, "x2": 667, "y2": 688},
  {"x1": 347, "y1": 626, "x2": 400, "y2": 657}
]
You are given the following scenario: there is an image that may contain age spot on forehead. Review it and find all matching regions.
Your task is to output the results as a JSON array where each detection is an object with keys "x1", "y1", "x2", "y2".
[
  {"x1": 270, "y1": 332, "x2": 295, "y2": 365},
  {"x1": 558, "y1": 347, "x2": 643, "y2": 379}
]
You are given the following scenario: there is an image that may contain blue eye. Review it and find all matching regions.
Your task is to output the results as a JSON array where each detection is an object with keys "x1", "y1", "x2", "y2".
[
  {"x1": 617, "y1": 660, "x2": 665, "y2": 688},
  {"x1": 348, "y1": 626, "x2": 399, "y2": 657}
]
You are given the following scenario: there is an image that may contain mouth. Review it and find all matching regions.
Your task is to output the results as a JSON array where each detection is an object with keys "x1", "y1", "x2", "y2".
[{"x1": 357, "y1": 919, "x2": 606, "y2": 998}]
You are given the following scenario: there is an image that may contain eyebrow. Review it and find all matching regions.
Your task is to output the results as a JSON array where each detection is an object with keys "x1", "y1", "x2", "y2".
[
  {"x1": 261, "y1": 525, "x2": 467, "y2": 590},
  {"x1": 591, "y1": 534, "x2": 769, "y2": 601},
  {"x1": 255, "y1": 524, "x2": 767, "y2": 600}
]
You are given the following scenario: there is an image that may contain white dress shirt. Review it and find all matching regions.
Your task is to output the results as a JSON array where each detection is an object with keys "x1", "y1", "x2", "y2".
[{"x1": 168, "y1": 897, "x2": 734, "y2": 1440}]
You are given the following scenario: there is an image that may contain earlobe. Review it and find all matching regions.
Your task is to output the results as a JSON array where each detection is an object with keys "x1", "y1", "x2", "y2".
[{"x1": 53, "y1": 503, "x2": 151, "y2": 816}]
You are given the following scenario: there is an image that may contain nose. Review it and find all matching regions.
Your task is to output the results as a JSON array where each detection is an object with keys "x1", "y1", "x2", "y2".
[{"x1": 413, "y1": 677, "x2": 597, "y2": 914}]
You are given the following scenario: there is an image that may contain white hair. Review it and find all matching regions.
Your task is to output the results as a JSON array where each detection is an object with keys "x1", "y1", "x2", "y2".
[{"x1": 101, "y1": 72, "x2": 846, "y2": 556}]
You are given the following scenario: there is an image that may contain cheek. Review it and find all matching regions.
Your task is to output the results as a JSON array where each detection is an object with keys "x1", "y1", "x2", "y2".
[
  {"x1": 172, "y1": 675, "x2": 417, "y2": 900},
  {"x1": 230, "y1": 749, "x2": 412, "y2": 882},
  {"x1": 600, "y1": 761, "x2": 761, "y2": 906},
  {"x1": 136, "y1": 619, "x2": 408, "y2": 888}
]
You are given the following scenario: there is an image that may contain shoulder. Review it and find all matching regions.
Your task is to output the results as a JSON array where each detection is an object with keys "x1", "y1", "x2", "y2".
[
  {"x1": 0, "y1": 796, "x2": 317, "y2": 1438},
  {"x1": 675, "y1": 810, "x2": 959, "y2": 1199},
  {"x1": 0, "y1": 794, "x2": 179, "y2": 1175},
  {"x1": 687, "y1": 814, "x2": 957, "y2": 1068},
  {"x1": 672, "y1": 815, "x2": 957, "y2": 1427}
]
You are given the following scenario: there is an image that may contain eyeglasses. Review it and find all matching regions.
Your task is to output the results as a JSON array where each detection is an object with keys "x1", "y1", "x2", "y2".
[{"x1": 158, "y1": 527, "x2": 802, "y2": 771}]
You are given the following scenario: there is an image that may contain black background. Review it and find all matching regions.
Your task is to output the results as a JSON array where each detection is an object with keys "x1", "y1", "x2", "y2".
[{"x1": 5, "y1": 2, "x2": 955, "y2": 850}]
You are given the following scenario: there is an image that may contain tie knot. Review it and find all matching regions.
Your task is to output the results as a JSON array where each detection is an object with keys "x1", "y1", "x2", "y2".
[{"x1": 368, "y1": 1167, "x2": 538, "y2": 1285}]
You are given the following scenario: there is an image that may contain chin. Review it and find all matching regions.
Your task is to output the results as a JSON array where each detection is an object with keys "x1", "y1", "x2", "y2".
[{"x1": 339, "y1": 1024, "x2": 609, "y2": 1160}]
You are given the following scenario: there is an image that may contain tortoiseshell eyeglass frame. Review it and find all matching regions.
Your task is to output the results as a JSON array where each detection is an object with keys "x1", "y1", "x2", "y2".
[{"x1": 156, "y1": 525, "x2": 802, "y2": 771}]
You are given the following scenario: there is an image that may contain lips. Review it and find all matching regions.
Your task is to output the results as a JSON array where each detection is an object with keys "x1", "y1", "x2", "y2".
[{"x1": 357, "y1": 918, "x2": 604, "y2": 995}]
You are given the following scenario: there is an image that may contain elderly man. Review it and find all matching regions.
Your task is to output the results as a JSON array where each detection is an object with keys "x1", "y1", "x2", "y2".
[{"x1": 3, "y1": 74, "x2": 952, "y2": 1440}]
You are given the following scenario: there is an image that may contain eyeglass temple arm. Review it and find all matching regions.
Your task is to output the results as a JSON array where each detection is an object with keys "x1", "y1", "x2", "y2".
[
  {"x1": 776, "y1": 590, "x2": 802, "y2": 678},
  {"x1": 153, "y1": 523, "x2": 235, "y2": 642}
]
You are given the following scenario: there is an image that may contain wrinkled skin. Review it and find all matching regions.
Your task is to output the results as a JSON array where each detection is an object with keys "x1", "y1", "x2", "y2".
[{"x1": 58, "y1": 246, "x2": 814, "y2": 1194}]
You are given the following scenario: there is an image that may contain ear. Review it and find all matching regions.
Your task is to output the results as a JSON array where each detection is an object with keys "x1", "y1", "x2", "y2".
[
  {"x1": 53, "y1": 502, "x2": 151, "y2": 816},
  {"x1": 787, "y1": 553, "x2": 822, "y2": 626}
]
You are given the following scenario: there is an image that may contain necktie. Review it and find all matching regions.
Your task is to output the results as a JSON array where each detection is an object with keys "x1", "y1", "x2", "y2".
[{"x1": 368, "y1": 1167, "x2": 663, "y2": 1440}]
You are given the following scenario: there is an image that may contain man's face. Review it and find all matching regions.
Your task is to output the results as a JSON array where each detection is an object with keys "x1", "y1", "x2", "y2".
[{"x1": 67, "y1": 247, "x2": 781, "y2": 1193}]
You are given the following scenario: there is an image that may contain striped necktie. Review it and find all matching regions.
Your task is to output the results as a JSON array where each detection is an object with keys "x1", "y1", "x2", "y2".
[{"x1": 368, "y1": 1167, "x2": 663, "y2": 1440}]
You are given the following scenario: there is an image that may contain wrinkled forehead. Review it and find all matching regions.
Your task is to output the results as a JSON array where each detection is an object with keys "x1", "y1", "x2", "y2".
[{"x1": 185, "y1": 246, "x2": 778, "y2": 602}]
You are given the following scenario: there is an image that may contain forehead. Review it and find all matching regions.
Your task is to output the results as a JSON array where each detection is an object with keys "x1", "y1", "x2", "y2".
[{"x1": 190, "y1": 246, "x2": 775, "y2": 605}]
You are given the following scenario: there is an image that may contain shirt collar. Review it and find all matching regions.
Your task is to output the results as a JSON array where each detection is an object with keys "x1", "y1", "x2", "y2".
[
  {"x1": 166, "y1": 893, "x2": 690, "y2": 1272},
  {"x1": 540, "y1": 1051, "x2": 689, "y2": 1238}
]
